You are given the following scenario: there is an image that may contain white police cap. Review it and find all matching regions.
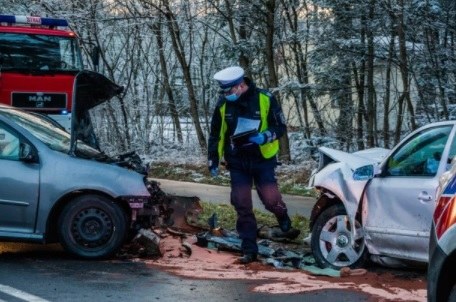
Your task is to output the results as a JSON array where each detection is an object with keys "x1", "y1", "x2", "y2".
[{"x1": 213, "y1": 66, "x2": 244, "y2": 90}]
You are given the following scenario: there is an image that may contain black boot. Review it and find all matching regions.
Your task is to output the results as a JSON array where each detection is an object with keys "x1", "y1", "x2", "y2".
[
  {"x1": 278, "y1": 215, "x2": 292, "y2": 232},
  {"x1": 239, "y1": 253, "x2": 257, "y2": 264},
  {"x1": 278, "y1": 215, "x2": 300, "y2": 239}
]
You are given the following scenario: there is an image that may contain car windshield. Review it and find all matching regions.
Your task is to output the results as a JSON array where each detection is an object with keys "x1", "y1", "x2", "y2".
[
  {"x1": 0, "y1": 32, "x2": 83, "y2": 72},
  {"x1": 0, "y1": 107, "x2": 101, "y2": 157},
  {"x1": 386, "y1": 125, "x2": 453, "y2": 176}
]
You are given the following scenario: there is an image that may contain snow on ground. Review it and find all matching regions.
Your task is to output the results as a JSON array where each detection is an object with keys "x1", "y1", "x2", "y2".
[{"x1": 141, "y1": 131, "x2": 321, "y2": 181}]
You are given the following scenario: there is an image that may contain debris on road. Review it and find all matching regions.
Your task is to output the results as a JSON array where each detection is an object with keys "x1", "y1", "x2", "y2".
[
  {"x1": 144, "y1": 232, "x2": 426, "y2": 302},
  {"x1": 117, "y1": 219, "x2": 425, "y2": 301},
  {"x1": 117, "y1": 184, "x2": 425, "y2": 301},
  {"x1": 133, "y1": 229, "x2": 162, "y2": 257},
  {"x1": 122, "y1": 205, "x2": 364, "y2": 279},
  {"x1": 258, "y1": 225, "x2": 301, "y2": 241},
  {"x1": 194, "y1": 226, "x2": 366, "y2": 278}
]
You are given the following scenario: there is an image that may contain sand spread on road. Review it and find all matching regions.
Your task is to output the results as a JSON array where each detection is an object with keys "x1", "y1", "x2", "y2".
[{"x1": 141, "y1": 235, "x2": 426, "y2": 302}]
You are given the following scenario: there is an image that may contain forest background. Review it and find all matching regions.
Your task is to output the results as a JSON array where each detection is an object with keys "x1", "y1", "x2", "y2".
[{"x1": 4, "y1": 0, "x2": 456, "y2": 190}]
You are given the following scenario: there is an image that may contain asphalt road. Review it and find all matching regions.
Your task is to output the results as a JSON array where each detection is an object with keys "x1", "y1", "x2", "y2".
[
  {"x1": 0, "y1": 244, "x2": 374, "y2": 302},
  {"x1": 152, "y1": 178, "x2": 316, "y2": 218}
]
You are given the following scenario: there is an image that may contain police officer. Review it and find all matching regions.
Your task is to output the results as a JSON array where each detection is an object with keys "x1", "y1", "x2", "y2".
[{"x1": 207, "y1": 66, "x2": 299, "y2": 264}]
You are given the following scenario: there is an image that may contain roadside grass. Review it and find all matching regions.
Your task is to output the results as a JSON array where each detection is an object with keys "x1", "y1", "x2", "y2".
[
  {"x1": 149, "y1": 161, "x2": 313, "y2": 243},
  {"x1": 149, "y1": 161, "x2": 317, "y2": 197}
]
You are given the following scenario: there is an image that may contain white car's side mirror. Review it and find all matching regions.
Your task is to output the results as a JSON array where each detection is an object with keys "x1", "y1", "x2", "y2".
[{"x1": 353, "y1": 164, "x2": 374, "y2": 181}]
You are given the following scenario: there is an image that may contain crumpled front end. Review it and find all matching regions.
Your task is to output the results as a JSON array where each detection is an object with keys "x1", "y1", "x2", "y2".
[
  {"x1": 311, "y1": 146, "x2": 388, "y2": 201},
  {"x1": 309, "y1": 146, "x2": 388, "y2": 258},
  {"x1": 310, "y1": 146, "x2": 386, "y2": 224},
  {"x1": 125, "y1": 178, "x2": 202, "y2": 233},
  {"x1": 312, "y1": 161, "x2": 370, "y2": 227}
]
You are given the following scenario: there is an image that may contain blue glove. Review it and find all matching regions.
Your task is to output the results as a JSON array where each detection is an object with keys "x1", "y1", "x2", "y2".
[
  {"x1": 210, "y1": 167, "x2": 219, "y2": 177},
  {"x1": 208, "y1": 159, "x2": 219, "y2": 177},
  {"x1": 249, "y1": 133, "x2": 266, "y2": 145}
]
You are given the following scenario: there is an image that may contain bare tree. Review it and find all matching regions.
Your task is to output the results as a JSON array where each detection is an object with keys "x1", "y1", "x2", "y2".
[
  {"x1": 150, "y1": 15, "x2": 183, "y2": 143},
  {"x1": 365, "y1": 0, "x2": 376, "y2": 148},
  {"x1": 262, "y1": 0, "x2": 291, "y2": 161},
  {"x1": 143, "y1": 0, "x2": 207, "y2": 151},
  {"x1": 280, "y1": 1, "x2": 327, "y2": 141}
]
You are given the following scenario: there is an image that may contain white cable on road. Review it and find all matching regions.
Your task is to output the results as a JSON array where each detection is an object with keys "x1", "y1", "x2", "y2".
[{"x1": 0, "y1": 284, "x2": 50, "y2": 302}]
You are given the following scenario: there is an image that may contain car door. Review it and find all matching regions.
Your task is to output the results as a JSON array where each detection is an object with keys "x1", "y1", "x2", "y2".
[
  {"x1": 0, "y1": 122, "x2": 40, "y2": 234},
  {"x1": 362, "y1": 124, "x2": 456, "y2": 262}
]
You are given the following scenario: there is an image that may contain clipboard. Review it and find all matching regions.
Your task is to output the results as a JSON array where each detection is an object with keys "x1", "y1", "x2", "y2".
[{"x1": 230, "y1": 129, "x2": 258, "y2": 147}]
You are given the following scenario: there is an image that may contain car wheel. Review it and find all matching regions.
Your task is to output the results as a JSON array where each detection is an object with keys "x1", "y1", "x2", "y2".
[
  {"x1": 311, "y1": 204, "x2": 368, "y2": 269},
  {"x1": 58, "y1": 195, "x2": 127, "y2": 259},
  {"x1": 437, "y1": 260, "x2": 456, "y2": 302},
  {"x1": 449, "y1": 285, "x2": 456, "y2": 302}
]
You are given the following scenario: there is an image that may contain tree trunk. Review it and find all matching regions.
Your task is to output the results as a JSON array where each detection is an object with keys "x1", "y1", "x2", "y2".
[
  {"x1": 265, "y1": 0, "x2": 290, "y2": 162},
  {"x1": 366, "y1": 0, "x2": 376, "y2": 148},
  {"x1": 397, "y1": 0, "x2": 416, "y2": 131},
  {"x1": 150, "y1": 19, "x2": 183, "y2": 144},
  {"x1": 281, "y1": 0, "x2": 326, "y2": 139},
  {"x1": 161, "y1": 1, "x2": 207, "y2": 151},
  {"x1": 383, "y1": 27, "x2": 395, "y2": 149}
]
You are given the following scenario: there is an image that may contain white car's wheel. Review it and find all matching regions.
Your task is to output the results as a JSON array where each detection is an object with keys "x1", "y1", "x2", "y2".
[{"x1": 311, "y1": 204, "x2": 368, "y2": 269}]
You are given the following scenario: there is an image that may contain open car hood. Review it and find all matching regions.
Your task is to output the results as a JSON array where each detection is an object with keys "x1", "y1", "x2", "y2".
[
  {"x1": 70, "y1": 70, "x2": 123, "y2": 151},
  {"x1": 68, "y1": 71, "x2": 147, "y2": 174},
  {"x1": 318, "y1": 146, "x2": 390, "y2": 170}
]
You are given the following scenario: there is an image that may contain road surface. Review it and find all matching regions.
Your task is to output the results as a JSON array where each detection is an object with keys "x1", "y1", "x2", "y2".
[{"x1": 0, "y1": 244, "x2": 385, "y2": 302}]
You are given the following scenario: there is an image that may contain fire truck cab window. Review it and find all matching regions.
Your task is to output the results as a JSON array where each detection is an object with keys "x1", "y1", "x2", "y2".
[{"x1": 0, "y1": 33, "x2": 82, "y2": 71}]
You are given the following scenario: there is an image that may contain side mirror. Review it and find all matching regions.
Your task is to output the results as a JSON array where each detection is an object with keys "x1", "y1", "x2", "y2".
[
  {"x1": 19, "y1": 142, "x2": 38, "y2": 163},
  {"x1": 353, "y1": 164, "x2": 374, "y2": 181}
]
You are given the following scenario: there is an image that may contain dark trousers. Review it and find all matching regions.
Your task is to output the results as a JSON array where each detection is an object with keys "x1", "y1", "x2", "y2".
[{"x1": 229, "y1": 158, "x2": 288, "y2": 255}]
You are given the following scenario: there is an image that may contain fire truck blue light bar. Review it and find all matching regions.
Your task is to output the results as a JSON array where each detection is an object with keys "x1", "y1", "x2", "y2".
[{"x1": 0, "y1": 15, "x2": 68, "y2": 27}]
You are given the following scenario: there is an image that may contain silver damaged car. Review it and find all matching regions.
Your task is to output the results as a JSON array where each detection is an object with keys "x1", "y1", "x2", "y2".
[
  {"x1": 309, "y1": 121, "x2": 456, "y2": 269},
  {"x1": 0, "y1": 72, "x2": 172, "y2": 259}
]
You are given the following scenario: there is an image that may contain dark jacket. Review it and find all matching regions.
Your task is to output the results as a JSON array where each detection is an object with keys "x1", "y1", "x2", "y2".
[{"x1": 207, "y1": 77, "x2": 286, "y2": 166}]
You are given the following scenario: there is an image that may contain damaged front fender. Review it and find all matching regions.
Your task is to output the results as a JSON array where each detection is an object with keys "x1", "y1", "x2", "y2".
[
  {"x1": 127, "y1": 179, "x2": 202, "y2": 234},
  {"x1": 312, "y1": 161, "x2": 371, "y2": 225},
  {"x1": 310, "y1": 147, "x2": 387, "y2": 260},
  {"x1": 311, "y1": 146, "x2": 388, "y2": 225}
]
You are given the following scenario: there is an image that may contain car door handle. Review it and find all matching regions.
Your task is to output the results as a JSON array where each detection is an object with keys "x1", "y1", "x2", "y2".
[{"x1": 418, "y1": 191, "x2": 433, "y2": 202}]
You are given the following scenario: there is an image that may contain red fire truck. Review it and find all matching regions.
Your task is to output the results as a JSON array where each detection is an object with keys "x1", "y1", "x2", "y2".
[{"x1": 0, "y1": 15, "x2": 99, "y2": 130}]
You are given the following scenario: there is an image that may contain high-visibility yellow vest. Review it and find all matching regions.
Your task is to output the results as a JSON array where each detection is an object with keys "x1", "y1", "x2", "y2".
[{"x1": 218, "y1": 92, "x2": 279, "y2": 160}]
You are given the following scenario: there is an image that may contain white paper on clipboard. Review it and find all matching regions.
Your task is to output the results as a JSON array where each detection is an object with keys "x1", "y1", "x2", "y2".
[{"x1": 233, "y1": 118, "x2": 260, "y2": 136}]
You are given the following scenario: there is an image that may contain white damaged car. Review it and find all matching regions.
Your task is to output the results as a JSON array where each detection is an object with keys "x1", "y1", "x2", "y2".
[{"x1": 308, "y1": 121, "x2": 456, "y2": 269}]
